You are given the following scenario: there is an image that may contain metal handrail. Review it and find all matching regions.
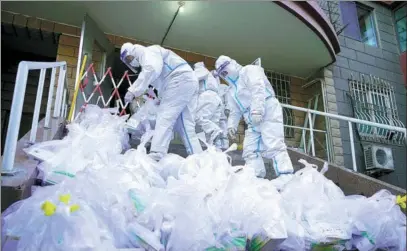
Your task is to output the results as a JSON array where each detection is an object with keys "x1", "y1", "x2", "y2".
[
  {"x1": 2, "y1": 61, "x2": 70, "y2": 172},
  {"x1": 281, "y1": 103, "x2": 407, "y2": 172}
]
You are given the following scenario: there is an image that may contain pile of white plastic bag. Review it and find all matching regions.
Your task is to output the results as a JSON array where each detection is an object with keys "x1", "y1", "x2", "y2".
[
  {"x1": 3, "y1": 105, "x2": 406, "y2": 251},
  {"x1": 24, "y1": 105, "x2": 130, "y2": 184},
  {"x1": 278, "y1": 160, "x2": 406, "y2": 251}
]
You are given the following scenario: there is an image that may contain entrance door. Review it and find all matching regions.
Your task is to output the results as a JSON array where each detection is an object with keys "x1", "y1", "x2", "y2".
[{"x1": 73, "y1": 13, "x2": 115, "y2": 116}]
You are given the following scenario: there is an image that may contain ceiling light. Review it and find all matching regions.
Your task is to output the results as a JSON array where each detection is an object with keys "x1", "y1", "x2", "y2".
[{"x1": 178, "y1": 1, "x2": 185, "y2": 12}]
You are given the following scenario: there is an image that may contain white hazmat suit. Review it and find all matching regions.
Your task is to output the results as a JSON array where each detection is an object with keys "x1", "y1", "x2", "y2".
[
  {"x1": 214, "y1": 55, "x2": 294, "y2": 181},
  {"x1": 121, "y1": 43, "x2": 203, "y2": 160},
  {"x1": 218, "y1": 83, "x2": 230, "y2": 150},
  {"x1": 193, "y1": 62, "x2": 223, "y2": 147}
]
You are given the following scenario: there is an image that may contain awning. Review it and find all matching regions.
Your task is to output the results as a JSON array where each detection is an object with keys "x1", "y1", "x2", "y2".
[{"x1": 2, "y1": 1, "x2": 340, "y2": 78}]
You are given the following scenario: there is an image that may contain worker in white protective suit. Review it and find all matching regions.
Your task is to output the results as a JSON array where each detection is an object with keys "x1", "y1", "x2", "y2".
[
  {"x1": 217, "y1": 82, "x2": 230, "y2": 150},
  {"x1": 214, "y1": 55, "x2": 294, "y2": 186},
  {"x1": 193, "y1": 62, "x2": 223, "y2": 148},
  {"x1": 121, "y1": 43, "x2": 202, "y2": 160}
]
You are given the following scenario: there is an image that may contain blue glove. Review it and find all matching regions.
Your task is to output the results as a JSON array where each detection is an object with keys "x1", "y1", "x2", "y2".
[{"x1": 124, "y1": 91, "x2": 135, "y2": 104}]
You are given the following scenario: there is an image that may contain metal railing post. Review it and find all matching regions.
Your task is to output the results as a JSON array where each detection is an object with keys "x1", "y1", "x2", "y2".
[
  {"x1": 302, "y1": 129, "x2": 307, "y2": 154},
  {"x1": 348, "y1": 121, "x2": 357, "y2": 172},
  {"x1": 29, "y1": 69, "x2": 47, "y2": 144},
  {"x1": 2, "y1": 62, "x2": 29, "y2": 172},
  {"x1": 54, "y1": 66, "x2": 66, "y2": 118},
  {"x1": 44, "y1": 67, "x2": 56, "y2": 129},
  {"x1": 307, "y1": 111, "x2": 316, "y2": 156},
  {"x1": 325, "y1": 132, "x2": 331, "y2": 162},
  {"x1": 61, "y1": 89, "x2": 67, "y2": 119}
]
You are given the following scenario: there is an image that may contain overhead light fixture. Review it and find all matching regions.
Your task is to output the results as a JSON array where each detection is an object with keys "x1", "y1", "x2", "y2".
[
  {"x1": 161, "y1": 1, "x2": 185, "y2": 45},
  {"x1": 178, "y1": 1, "x2": 185, "y2": 12}
]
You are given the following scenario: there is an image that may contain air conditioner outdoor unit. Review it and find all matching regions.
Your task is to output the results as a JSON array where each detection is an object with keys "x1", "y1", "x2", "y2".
[{"x1": 363, "y1": 145, "x2": 394, "y2": 171}]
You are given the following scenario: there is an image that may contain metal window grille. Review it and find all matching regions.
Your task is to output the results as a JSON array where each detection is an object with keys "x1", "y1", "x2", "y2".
[
  {"x1": 264, "y1": 70, "x2": 294, "y2": 138},
  {"x1": 349, "y1": 74, "x2": 405, "y2": 145}
]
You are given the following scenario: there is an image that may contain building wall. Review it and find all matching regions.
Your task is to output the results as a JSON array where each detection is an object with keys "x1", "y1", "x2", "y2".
[
  {"x1": 1, "y1": 10, "x2": 327, "y2": 156},
  {"x1": 319, "y1": 2, "x2": 407, "y2": 188}
]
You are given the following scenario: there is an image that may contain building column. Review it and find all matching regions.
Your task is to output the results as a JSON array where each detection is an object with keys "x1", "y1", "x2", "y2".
[{"x1": 323, "y1": 67, "x2": 345, "y2": 166}]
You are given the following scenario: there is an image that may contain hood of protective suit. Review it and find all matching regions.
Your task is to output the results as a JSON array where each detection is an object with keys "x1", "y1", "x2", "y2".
[
  {"x1": 215, "y1": 55, "x2": 242, "y2": 86},
  {"x1": 194, "y1": 62, "x2": 219, "y2": 94},
  {"x1": 120, "y1": 43, "x2": 146, "y2": 73}
]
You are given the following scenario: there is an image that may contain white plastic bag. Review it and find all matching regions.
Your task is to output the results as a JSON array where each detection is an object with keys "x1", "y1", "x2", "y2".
[
  {"x1": 36, "y1": 105, "x2": 130, "y2": 184},
  {"x1": 278, "y1": 159, "x2": 348, "y2": 248},
  {"x1": 350, "y1": 190, "x2": 406, "y2": 251},
  {"x1": 158, "y1": 153, "x2": 184, "y2": 181},
  {"x1": 4, "y1": 193, "x2": 111, "y2": 251},
  {"x1": 23, "y1": 140, "x2": 70, "y2": 162},
  {"x1": 127, "y1": 222, "x2": 164, "y2": 251}
]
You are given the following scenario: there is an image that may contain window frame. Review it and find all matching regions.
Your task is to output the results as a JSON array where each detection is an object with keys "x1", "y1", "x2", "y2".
[
  {"x1": 394, "y1": 3, "x2": 407, "y2": 53},
  {"x1": 356, "y1": 2, "x2": 379, "y2": 47},
  {"x1": 339, "y1": 1, "x2": 380, "y2": 48}
]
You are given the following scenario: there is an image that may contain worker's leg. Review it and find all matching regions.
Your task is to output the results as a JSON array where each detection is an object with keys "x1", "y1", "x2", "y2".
[
  {"x1": 242, "y1": 127, "x2": 266, "y2": 178},
  {"x1": 150, "y1": 72, "x2": 200, "y2": 158},
  {"x1": 174, "y1": 89, "x2": 203, "y2": 155},
  {"x1": 260, "y1": 97, "x2": 294, "y2": 176}
]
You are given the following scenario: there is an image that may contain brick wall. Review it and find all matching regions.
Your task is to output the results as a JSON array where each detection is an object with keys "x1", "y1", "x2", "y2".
[{"x1": 317, "y1": 2, "x2": 406, "y2": 188}]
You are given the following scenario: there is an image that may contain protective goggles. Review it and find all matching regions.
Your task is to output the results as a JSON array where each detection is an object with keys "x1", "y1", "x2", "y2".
[{"x1": 215, "y1": 61, "x2": 231, "y2": 79}]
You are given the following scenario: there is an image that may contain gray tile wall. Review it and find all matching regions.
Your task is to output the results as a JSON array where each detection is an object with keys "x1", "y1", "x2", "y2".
[{"x1": 320, "y1": 1, "x2": 406, "y2": 188}]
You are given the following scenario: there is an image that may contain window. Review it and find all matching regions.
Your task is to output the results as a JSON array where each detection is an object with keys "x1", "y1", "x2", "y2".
[
  {"x1": 394, "y1": 4, "x2": 407, "y2": 52},
  {"x1": 339, "y1": 2, "x2": 378, "y2": 47},
  {"x1": 264, "y1": 71, "x2": 294, "y2": 138},
  {"x1": 349, "y1": 75, "x2": 405, "y2": 145}
]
